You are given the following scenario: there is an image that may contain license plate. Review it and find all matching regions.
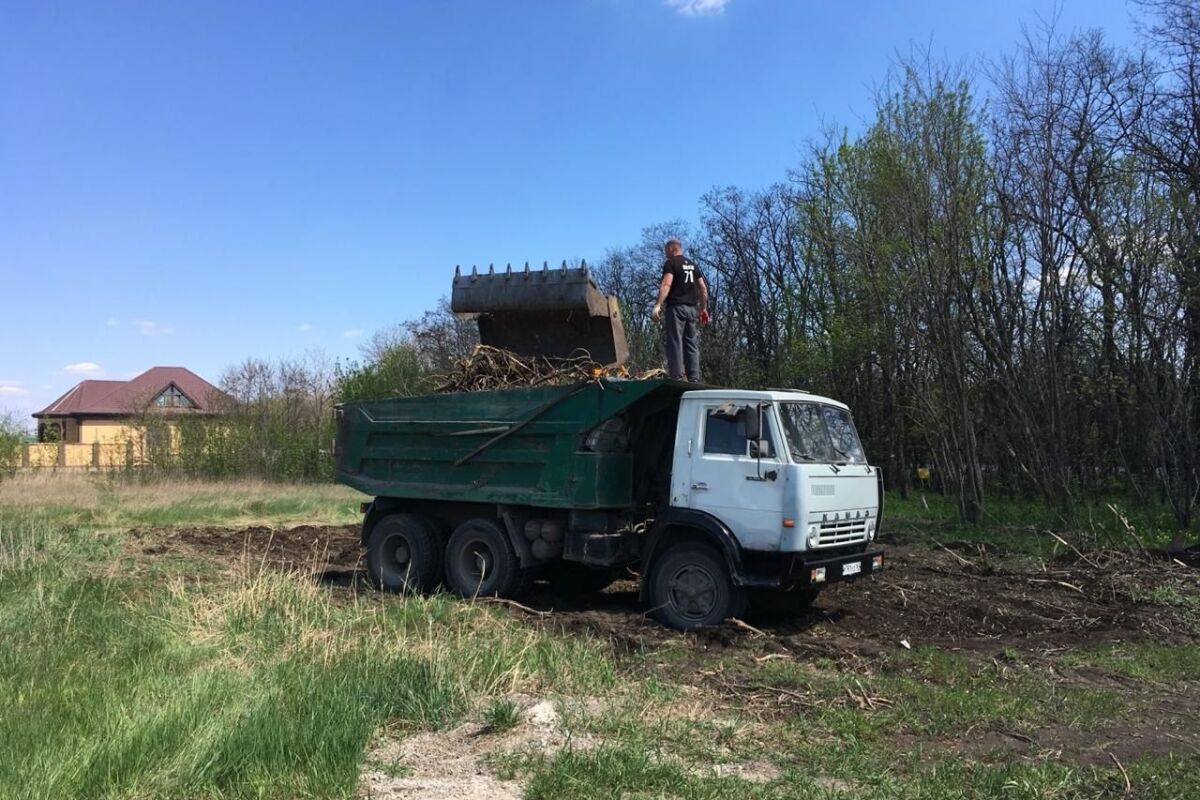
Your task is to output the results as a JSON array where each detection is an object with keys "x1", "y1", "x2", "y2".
[{"x1": 842, "y1": 561, "x2": 862, "y2": 576}]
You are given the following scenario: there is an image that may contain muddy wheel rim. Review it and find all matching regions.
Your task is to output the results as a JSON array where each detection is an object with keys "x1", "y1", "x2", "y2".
[
  {"x1": 460, "y1": 540, "x2": 493, "y2": 590},
  {"x1": 392, "y1": 540, "x2": 411, "y2": 567},
  {"x1": 667, "y1": 563, "x2": 719, "y2": 620},
  {"x1": 383, "y1": 534, "x2": 412, "y2": 579}
]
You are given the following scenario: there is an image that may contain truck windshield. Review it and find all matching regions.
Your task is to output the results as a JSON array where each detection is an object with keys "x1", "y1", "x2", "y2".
[{"x1": 778, "y1": 402, "x2": 866, "y2": 464}]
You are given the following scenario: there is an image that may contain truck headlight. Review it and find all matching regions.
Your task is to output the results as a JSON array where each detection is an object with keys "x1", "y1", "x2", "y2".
[{"x1": 867, "y1": 521, "x2": 876, "y2": 541}]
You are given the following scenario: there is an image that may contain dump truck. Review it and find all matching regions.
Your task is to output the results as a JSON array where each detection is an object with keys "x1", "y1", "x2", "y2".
[
  {"x1": 335, "y1": 266, "x2": 882, "y2": 629},
  {"x1": 335, "y1": 379, "x2": 884, "y2": 630}
]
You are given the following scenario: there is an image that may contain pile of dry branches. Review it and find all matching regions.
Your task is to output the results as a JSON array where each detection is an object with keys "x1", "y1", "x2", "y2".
[
  {"x1": 435, "y1": 345, "x2": 679, "y2": 393},
  {"x1": 436, "y1": 346, "x2": 605, "y2": 393}
]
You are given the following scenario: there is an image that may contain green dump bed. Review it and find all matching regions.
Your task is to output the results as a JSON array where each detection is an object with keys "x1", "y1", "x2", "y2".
[{"x1": 334, "y1": 379, "x2": 690, "y2": 510}]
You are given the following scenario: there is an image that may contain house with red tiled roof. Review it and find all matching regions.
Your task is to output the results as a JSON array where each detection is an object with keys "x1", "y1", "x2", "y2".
[{"x1": 32, "y1": 367, "x2": 228, "y2": 448}]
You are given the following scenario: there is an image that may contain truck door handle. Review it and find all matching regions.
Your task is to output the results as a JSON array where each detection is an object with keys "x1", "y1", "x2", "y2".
[{"x1": 691, "y1": 482, "x2": 709, "y2": 491}]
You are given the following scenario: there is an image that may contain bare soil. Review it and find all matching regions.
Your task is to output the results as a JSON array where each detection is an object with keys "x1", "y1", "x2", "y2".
[{"x1": 359, "y1": 695, "x2": 573, "y2": 800}]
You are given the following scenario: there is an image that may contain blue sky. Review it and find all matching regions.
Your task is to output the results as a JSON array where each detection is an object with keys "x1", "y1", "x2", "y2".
[{"x1": 1, "y1": 0, "x2": 1140, "y2": 420}]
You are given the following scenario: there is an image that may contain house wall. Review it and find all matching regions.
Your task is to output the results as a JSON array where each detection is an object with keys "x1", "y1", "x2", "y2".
[
  {"x1": 62, "y1": 444, "x2": 94, "y2": 467},
  {"x1": 78, "y1": 419, "x2": 146, "y2": 445}
]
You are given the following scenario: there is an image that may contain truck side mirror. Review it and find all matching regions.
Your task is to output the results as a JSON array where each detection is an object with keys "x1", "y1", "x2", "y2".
[{"x1": 743, "y1": 405, "x2": 761, "y2": 441}]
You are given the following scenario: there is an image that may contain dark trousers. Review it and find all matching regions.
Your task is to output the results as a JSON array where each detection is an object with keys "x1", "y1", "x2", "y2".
[{"x1": 664, "y1": 304, "x2": 701, "y2": 381}]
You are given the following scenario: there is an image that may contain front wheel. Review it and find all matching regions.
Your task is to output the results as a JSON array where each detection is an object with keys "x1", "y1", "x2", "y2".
[{"x1": 647, "y1": 542, "x2": 744, "y2": 631}]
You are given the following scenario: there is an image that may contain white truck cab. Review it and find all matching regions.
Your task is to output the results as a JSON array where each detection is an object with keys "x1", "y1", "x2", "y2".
[
  {"x1": 643, "y1": 389, "x2": 884, "y2": 630},
  {"x1": 672, "y1": 389, "x2": 881, "y2": 553}
]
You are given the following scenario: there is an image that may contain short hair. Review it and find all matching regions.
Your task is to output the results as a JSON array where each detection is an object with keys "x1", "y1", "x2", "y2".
[{"x1": 664, "y1": 238, "x2": 683, "y2": 255}]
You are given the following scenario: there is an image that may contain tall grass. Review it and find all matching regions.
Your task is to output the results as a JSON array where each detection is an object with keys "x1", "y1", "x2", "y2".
[
  {"x1": 883, "y1": 489, "x2": 1183, "y2": 555},
  {"x1": 0, "y1": 511, "x2": 613, "y2": 799}
]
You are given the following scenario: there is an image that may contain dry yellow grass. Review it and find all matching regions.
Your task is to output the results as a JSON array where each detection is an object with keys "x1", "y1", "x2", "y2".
[{"x1": 0, "y1": 472, "x2": 365, "y2": 530}]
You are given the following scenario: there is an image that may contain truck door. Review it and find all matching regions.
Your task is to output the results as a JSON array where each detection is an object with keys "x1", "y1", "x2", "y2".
[{"x1": 682, "y1": 404, "x2": 786, "y2": 551}]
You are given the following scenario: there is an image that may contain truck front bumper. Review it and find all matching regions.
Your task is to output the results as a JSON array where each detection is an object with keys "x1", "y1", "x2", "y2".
[
  {"x1": 737, "y1": 547, "x2": 885, "y2": 589},
  {"x1": 798, "y1": 549, "x2": 885, "y2": 587}
]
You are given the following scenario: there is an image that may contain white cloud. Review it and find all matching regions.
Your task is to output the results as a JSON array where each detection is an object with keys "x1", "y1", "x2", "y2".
[
  {"x1": 63, "y1": 362, "x2": 103, "y2": 376},
  {"x1": 105, "y1": 317, "x2": 119, "y2": 328},
  {"x1": 666, "y1": 0, "x2": 731, "y2": 16},
  {"x1": 295, "y1": 323, "x2": 314, "y2": 333},
  {"x1": 63, "y1": 362, "x2": 103, "y2": 375},
  {"x1": 0, "y1": 386, "x2": 29, "y2": 396},
  {"x1": 135, "y1": 319, "x2": 174, "y2": 336},
  {"x1": 342, "y1": 328, "x2": 363, "y2": 338}
]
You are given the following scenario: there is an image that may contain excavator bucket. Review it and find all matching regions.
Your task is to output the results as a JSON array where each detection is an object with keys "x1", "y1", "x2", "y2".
[{"x1": 451, "y1": 263, "x2": 629, "y2": 367}]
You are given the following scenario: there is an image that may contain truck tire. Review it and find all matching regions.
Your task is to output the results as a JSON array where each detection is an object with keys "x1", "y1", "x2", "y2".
[
  {"x1": 444, "y1": 518, "x2": 524, "y2": 598},
  {"x1": 648, "y1": 541, "x2": 745, "y2": 630},
  {"x1": 365, "y1": 513, "x2": 443, "y2": 593}
]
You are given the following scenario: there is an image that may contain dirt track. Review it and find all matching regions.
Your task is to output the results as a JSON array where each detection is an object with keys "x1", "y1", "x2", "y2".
[{"x1": 128, "y1": 524, "x2": 1199, "y2": 662}]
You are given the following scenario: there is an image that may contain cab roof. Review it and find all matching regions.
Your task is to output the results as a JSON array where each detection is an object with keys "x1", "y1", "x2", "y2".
[{"x1": 680, "y1": 388, "x2": 850, "y2": 411}]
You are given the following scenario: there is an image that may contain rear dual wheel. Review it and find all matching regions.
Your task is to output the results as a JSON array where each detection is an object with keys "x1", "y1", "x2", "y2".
[
  {"x1": 365, "y1": 513, "x2": 443, "y2": 593},
  {"x1": 444, "y1": 518, "x2": 528, "y2": 598}
]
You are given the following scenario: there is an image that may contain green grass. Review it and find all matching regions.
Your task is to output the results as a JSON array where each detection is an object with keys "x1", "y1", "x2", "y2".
[
  {"x1": 510, "y1": 741, "x2": 1184, "y2": 800},
  {"x1": 2, "y1": 476, "x2": 1198, "y2": 799},
  {"x1": 510, "y1": 677, "x2": 1196, "y2": 800},
  {"x1": 0, "y1": 565, "x2": 613, "y2": 797},
  {"x1": 548, "y1": 645, "x2": 1138, "y2": 796},
  {"x1": 482, "y1": 698, "x2": 521, "y2": 734},
  {"x1": 1062, "y1": 642, "x2": 1200, "y2": 684},
  {"x1": 884, "y1": 490, "x2": 1184, "y2": 556},
  {"x1": 0, "y1": 483, "x2": 614, "y2": 799}
]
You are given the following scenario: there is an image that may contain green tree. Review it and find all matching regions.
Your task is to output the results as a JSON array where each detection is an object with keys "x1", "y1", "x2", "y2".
[
  {"x1": 335, "y1": 341, "x2": 432, "y2": 403},
  {"x1": 0, "y1": 411, "x2": 29, "y2": 476}
]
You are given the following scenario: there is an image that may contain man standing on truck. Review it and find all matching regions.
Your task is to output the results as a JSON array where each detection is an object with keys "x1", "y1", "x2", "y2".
[{"x1": 650, "y1": 238, "x2": 709, "y2": 382}]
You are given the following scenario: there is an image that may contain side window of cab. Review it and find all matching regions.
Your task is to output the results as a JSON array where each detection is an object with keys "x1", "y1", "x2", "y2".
[{"x1": 703, "y1": 406, "x2": 777, "y2": 459}]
